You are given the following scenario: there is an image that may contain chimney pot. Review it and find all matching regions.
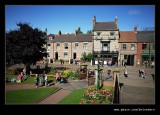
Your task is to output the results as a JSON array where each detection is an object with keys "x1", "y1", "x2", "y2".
[{"x1": 134, "y1": 26, "x2": 137, "y2": 33}]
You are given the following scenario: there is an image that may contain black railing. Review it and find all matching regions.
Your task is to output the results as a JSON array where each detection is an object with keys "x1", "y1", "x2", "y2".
[{"x1": 113, "y1": 74, "x2": 120, "y2": 104}]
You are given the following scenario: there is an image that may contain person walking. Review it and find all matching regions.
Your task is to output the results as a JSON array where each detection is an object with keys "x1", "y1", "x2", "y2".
[
  {"x1": 35, "y1": 74, "x2": 39, "y2": 88},
  {"x1": 124, "y1": 67, "x2": 128, "y2": 78}
]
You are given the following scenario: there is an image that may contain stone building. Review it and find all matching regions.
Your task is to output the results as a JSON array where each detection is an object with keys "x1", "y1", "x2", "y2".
[
  {"x1": 92, "y1": 16, "x2": 120, "y2": 65},
  {"x1": 46, "y1": 31, "x2": 92, "y2": 63}
]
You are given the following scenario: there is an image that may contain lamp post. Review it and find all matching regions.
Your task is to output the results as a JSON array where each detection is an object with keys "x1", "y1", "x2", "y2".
[
  {"x1": 96, "y1": 53, "x2": 100, "y2": 90},
  {"x1": 45, "y1": 28, "x2": 48, "y2": 71}
]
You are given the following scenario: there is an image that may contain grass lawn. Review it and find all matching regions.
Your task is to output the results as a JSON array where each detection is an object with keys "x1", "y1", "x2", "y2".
[
  {"x1": 5, "y1": 75, "x2": 55, "y2": 85},
  {"x1": 58, "y1": 85, "x2": 114, "y2": 104},
  {"x1": 6, "y1": 87, "x2": 60, "y2": 104}
]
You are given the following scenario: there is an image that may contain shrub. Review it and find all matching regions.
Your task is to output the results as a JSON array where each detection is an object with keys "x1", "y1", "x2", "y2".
[
  {"x1": 49, "y1": 67, "x2": 57, "y2": 74},
  {"x1": 6, "y1": 68, "x2": 22, "y2": 75},
  {"x1": 62, "y1": 70, "x2": 71, "y2": 78},
  {"x1": 69, "y1": 71, "x2": 79, "y2": 80}
]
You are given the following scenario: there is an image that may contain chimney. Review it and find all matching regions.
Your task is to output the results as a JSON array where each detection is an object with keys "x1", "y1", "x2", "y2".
[
  {"x1": 75, "y1": 30, "x2": 78, "y2": 35},
  {"x1": 93, "y1": 16, "x2": 96, "y2": 27},
  {"x1": 58, "y1": 30, "x2": 61, "y2": 36},
  {"x1": 115, "y1": 16, "x2": 118, "y2": 28},
  {"x1": 134, "y1": 25, "x2": 137, "y2": 33}
]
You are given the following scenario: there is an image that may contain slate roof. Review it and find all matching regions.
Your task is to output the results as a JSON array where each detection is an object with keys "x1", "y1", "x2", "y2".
[
  {"x1": 137, "y1": 31, "x2": 155, "y2": 42},
  {"x1": 93, "y1": 22, "x2": 118, "y2": 31},
  {"x1": 50, "y1": 34, "x2": 92, "y2": 42},
  {"x1": 119, "y1": 31, "x2": 137, "y2": 42}
]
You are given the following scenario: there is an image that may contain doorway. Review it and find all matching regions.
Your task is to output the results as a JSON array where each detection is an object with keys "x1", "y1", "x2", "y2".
[
  {"x1": 55, "y1": 52, "x2": 58, "y2": 60},
  {"x1": 73, "y1": 52, "x2": 76, "y2": 59}
]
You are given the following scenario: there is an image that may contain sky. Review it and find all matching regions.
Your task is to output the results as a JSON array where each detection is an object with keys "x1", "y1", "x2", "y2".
[{"x1": 5, "y1": 5, "x2": 155, "y2": 35}]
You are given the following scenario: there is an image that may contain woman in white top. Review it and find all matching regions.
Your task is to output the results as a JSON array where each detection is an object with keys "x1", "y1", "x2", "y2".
[{"x1": 44, "y1": 74, "x2": 48, "y2": 87}]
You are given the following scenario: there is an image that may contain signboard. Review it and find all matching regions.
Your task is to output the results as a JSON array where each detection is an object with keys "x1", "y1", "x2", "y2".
[{"x1": 95, "y1": 61, "x2": 98, "y2": 64}]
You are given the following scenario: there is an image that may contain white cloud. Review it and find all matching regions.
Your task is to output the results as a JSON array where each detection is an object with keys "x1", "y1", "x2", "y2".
[{"x1": 128, "y1": 10, "x2": 142, "y2": 15}]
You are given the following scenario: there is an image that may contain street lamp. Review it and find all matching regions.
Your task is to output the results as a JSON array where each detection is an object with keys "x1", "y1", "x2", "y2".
[
  {"x1": 95, "y1": 53, "x2": 104, "y2": 90},
  {"x1": 45, "y1": 28, "x2": 48, "y2": 71},
  {"x1": 96, "y1": 53, "x2": 100, "y2": 90}
]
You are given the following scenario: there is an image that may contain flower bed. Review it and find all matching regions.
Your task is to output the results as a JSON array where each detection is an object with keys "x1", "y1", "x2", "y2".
[{"x1": 80, "y1": 86, "x2": 114, "y2": 104}]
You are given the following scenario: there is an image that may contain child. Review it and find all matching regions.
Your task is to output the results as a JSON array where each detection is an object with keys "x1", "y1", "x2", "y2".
[{"x1": 106, "y1": 69, "x2": 112, "y2": 79}]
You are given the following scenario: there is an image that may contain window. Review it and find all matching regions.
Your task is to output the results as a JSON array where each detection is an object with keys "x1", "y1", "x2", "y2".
[
  {"x1": 131, "y1": 44, "x2": 135, "y2": 50},
  {"x1": 83, "y1": 43, "x2": 88, "y2": 49},
  {"x1": 49, "y1": 37, "x2": 52, "y2": 40},
  {"x1": 47, "y1": 44, "x2": 50, "y2": 51},
  {"x1": 75, "y1": 43, "x2": 78, "y2": 49},
  {"x1": 64, "y1": 52, "x2": 68, "y2": 59},
  {"x1": 110, "y1": 32, "x2": 115, "y2": 39},
  {"x1": 97, "y1": 32, "x2": 101, "y2": 36},
  {"x1": 142, "y1": 44, "x2": 147, "y2": 49},
  {"x1": 102, "y1": 43, "x2": 110, "y2": 51},
  {"x1": 56, "y1": 43, "x2": 60, "y2": 49},
  {"x1": 123, "y1": 44, "x2": 126, "y2": 49},
  {"x1": 64, "y1": 42, "x2": 68, "y2": 49}
]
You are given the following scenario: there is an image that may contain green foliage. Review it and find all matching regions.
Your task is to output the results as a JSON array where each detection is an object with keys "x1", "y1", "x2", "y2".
[
  {"x1": 49, "y1": 67, "x2": 57, "y2": 74},
  {"x1": 6, "y1": 22, "x2": 47, "y2": 67},
  {"x1": 69, "y1": 71, "x2": 79, "y2": 80},
  {"x1": 80, "y1": 52, "x2": 93, "y2": 62},
  {"x1": 87, "y1": 30, "x2": 92, "y2": 34},
  {"x1": 6, "y1": 68, "x2": 22, "y2": 75},
  {"x1": 80, "y1": 52, "x2": 86, "y2": 62},
  {"x1": 62, "y1": 70, "x2": 71, "y2": 78},
  {"x1": 86, "y1": 53, "x2": 93, "y2": 61},
  {"x1": 76, "y1": 27, "x2": 83, "y2": 34}
]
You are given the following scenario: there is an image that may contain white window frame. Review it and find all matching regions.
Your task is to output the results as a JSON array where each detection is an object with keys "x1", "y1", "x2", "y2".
[
  {"x1": 56, "y1": 42, "x2": 60, "y2": 49},
  {"x1": 131, "y1": 44, "x2": 135, "y2": 50},
  {"x1": 75, "y1": 42, "x2": 79, "y2": 49},
  {"x1": 83, "y1": 42, "x2": 88, "y2": 49},
  {"x1": 122, "y1": 44, "x2": 126, "y2": 49},
  {"x1": 64, "y1": 52, "x2": 68, "y2": 59},
  {"x1": 64, "y1": 42, "x2": 68, "y2": 49}
]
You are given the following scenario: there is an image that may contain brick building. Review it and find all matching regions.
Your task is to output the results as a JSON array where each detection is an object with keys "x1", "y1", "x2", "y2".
[
  {"x1": 119, "y1": 26, "x2": 137, "y2": 66},
  {"x1": 136, "y1": 31, "x2": 155, "y2": 67}
]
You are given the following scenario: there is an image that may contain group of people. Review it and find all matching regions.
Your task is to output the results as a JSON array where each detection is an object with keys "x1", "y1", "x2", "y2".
[
  {"x1": 17, "y1": 68, "x2": 27, "y2": 83},
  {"x1": 55, "y1": 72, "x2": 68, "y2": 84},
  {"x1": 35, "y1": 71, "x2": 48, "y2": 88},
  {"x1": 139, "y1": 69, "x2": 146, "y2": 79}
]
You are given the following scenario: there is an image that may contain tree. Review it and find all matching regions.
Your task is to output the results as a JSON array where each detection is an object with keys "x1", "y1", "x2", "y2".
[
  {"x1": 77, "y1": 27, "x2": 83, "y2": 34},
  {"x1": 6, "y1": 22, "x2": 47, "y2": 73},
  {"x1": 80, "y1": 52, "x2": 86, "y2": 62},
  {"x1": 87, "y1": 30, "x2": 92, "y2": 34},
  {"x1": 86, "y1": 53, "x2": 93, "y2": 61}
]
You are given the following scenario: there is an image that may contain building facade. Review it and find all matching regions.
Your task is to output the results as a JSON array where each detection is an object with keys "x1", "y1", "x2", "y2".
[
  {"x1": 46, "y1": 31, "x2": 92, "y2": 63},
  {"x1": 92, "y1": 16, "x2": 120, "y2": 65},
  {"x1": 119, "y1": 26, "x2": 137, "y2": 66},
  {"x1": 137, "y1": 31, "x2": 155, "y2": 67}
]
